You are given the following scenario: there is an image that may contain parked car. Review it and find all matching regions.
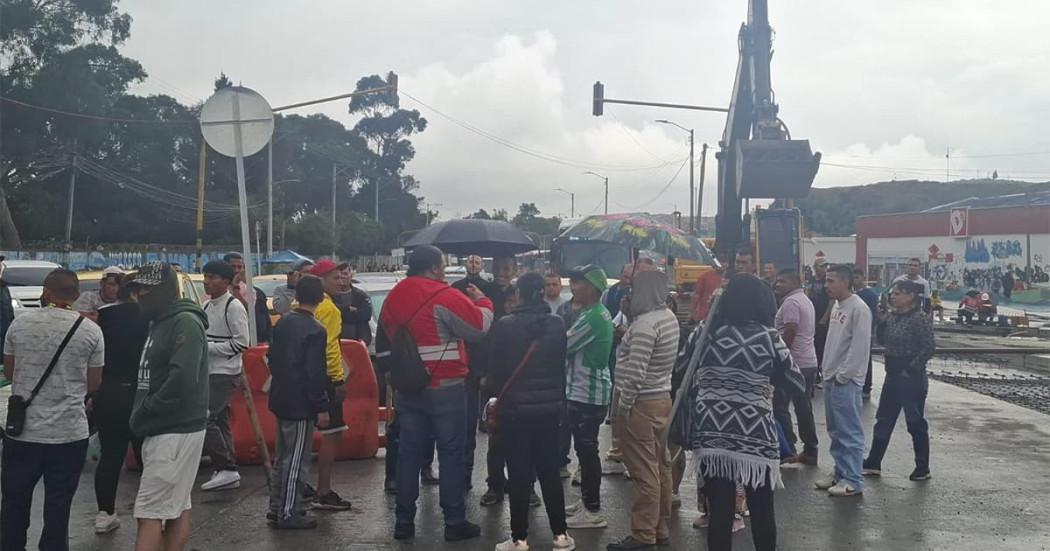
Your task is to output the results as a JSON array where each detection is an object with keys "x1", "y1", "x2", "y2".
[{"x1": 4, "y1": 260, "x2": 63, "y2": 314}]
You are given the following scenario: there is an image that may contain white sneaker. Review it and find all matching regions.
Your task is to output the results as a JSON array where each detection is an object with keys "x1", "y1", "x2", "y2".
[
  {"x1": 571, "y1": 469, "x2": 581, "y2": 486},
  {"x1": 559, "y1": 466, "x2": 571, "y2": 479},
  {"x1": 201, "y1": 470, "x2": 241, "y2": 491},
  {"x1": 827, "y1": 482, "x2": 862, "y2": 497},
  {"x1": 602, "y1": 458, "x2": 626, "y2": 475},
  {"x1": 814, "y1": 475, "x2": 837, "y2": 490},
  {"x1": 565, "y1": 499, "x2": 585, "y2": 516},
  {"x1": 494, "y1": 538, "x2": 529, "y2": 551},
  {"x1": 553, "y1": 533, "x2": 576, "y2": 550},
  {"x1": 94, "y1": 511, "x2": 120, "y2": 534},
  {"x1": 566, "y1": 508, "x2": 607, "y2": 529}
]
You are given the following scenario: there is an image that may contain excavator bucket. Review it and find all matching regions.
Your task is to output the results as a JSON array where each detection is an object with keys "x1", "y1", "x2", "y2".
[{"x1": 735, "y1": 139, "x2": 821, "y2": 198}]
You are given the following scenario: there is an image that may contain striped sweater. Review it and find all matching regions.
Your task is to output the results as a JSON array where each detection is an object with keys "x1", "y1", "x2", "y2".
[{"x1": 615, "y1": 308, "x2": 680, "y2": 411}]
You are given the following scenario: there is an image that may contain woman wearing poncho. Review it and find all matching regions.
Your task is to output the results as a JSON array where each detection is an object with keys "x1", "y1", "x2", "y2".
[{"x1": 683, "y1": 274, "x2": 805, "y2": 551}]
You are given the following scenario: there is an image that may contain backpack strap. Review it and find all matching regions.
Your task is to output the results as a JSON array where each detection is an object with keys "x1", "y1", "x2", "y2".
[{"x1": 25, "y1": 316, "x2": 85, "y2": 407}]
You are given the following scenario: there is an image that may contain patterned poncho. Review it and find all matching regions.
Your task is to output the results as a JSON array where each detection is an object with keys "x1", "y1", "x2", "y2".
[{"x1": 685, "y1": 322, "x2": 804, "y2": 489}]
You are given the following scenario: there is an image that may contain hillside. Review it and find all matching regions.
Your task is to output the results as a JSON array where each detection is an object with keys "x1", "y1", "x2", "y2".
[{"x1": 782, "y1": 179, "x2": 1050, "y2": 236}]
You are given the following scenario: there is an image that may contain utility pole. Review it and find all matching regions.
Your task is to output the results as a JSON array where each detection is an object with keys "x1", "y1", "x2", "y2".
[
  {"x1": 375, "y1": 180, "x2": 380, "y2": 223},
  {"x1": 65, "y1": 153, "x2": 77, "y2": 253},
  {"x1": 267, "y1": 141, "x2": 273, "y2": 257},
  {"x1": 554, "y1": 188, "x2": 575, "y2": 218},
  {"x1": 604, "y1": 176, "x2": 608, "y2": 215},
  {"x1": 331, "y1": 164, "x2": 337, "y2": 259},
  {"x1": 945, "y1": 146, "x2": 950, "y2": 183},
  {"x1": 195, "y1": 141, "x2": 207, "y2": 271},
  {"x1": 688, "y1": 129, "x2": 695, "y2": 234},
  {"x1": 697, "y1": 143, "x2": 708, "y2": 235},
  {"x1": 426, "y1": 202, "x2": 443, "y2": 225}
]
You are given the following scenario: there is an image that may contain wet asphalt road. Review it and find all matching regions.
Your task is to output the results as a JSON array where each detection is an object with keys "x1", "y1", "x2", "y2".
[{"x1": 15, "y1": 364, "x2": 1050, "y2": 551}]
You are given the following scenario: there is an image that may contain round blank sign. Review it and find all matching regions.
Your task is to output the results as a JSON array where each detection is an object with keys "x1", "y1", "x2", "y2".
[{"x1": 199, "y1": 86, "x2": 274, "y2": 158}]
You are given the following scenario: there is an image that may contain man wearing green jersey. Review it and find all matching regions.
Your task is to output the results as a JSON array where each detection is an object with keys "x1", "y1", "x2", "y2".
[{"x1": 562, "y1": 265, "x2": 615, "y2": 530}]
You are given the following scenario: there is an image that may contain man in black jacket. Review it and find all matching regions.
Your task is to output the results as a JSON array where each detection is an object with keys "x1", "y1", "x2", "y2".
[
  {"x1": 333, "y1": 265, "x2": 373, "y2": 344},
  {"x1": 266, "y1": 275, "x2": 331, "y2": 530}
]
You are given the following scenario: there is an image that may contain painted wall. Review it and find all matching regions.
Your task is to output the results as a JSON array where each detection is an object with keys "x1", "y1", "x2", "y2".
[
  {"x1": 0, "y1": 249, "x2": 234, "y2": 272},
  {"x1": 865, "y1": 233, "x2": 1050, "y2": 290}
]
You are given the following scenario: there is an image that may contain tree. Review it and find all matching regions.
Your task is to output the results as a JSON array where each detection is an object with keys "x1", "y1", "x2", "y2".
[
  {"x1": 512, "y1": 202, "x2": 561, "y2": 237},
  {"x1": 347, "y1": 73, "x2": 428, "y2": 236}
]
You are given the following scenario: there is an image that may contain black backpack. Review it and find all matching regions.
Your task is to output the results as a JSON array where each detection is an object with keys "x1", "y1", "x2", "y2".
[{"x1": 381, "y1": 288, "x2": 450, "y2": 393}]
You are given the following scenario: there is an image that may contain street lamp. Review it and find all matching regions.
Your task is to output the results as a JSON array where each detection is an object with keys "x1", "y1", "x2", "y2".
[
  {"x1": 656, "y1": 119, "x2": 696, "y2": 234},
  {"x1": 554, "y1": 188, "x2": 575, "y2": 218},
  {"x1": 583, "y1": 171, "x2": 609, "y2": 215}
]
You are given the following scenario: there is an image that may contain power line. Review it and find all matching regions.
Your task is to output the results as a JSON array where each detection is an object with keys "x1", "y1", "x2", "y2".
[
  {"x1": 0, "y1": 96, "x2": 194, "y2": 125},
  {"x1": 622, "y1": 157, "x2": 691, "y2": 210},
  {"x1": 398, "y1": 90, "x2": 687, "y2": 172}
]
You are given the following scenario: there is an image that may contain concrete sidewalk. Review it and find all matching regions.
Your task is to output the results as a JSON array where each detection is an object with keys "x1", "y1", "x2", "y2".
[{"x1": 8, "y1": 365, "x2": 1050, "y2": 551}]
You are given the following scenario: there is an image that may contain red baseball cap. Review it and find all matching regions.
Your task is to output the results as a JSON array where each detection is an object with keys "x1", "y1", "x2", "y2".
[{"x1": 308, "y1": 259, "x2": 348, "y2": 276}]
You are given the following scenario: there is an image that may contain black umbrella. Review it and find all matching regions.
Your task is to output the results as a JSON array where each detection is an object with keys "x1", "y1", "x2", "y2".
[{"x1": 403, "y1": 219, "x2": 537, "y2": 257}]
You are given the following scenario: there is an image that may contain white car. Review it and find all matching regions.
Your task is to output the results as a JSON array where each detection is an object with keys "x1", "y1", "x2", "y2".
[{"x1": 3, "y1": 260, "x2": 62, "y2": 315}]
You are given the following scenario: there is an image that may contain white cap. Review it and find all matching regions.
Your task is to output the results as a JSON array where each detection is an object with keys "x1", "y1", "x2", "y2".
[{"x1": 101, "y1": 266, "x2": 125, "y2": 277}]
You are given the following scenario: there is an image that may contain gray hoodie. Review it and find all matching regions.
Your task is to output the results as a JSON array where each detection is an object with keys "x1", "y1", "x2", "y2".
[{"x1": 614, "y1": 271, "x2": 680, "y2": 412}]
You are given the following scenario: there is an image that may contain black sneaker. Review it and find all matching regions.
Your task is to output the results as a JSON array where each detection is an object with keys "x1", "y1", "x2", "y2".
[
  {"x1": 607, "y1": 535, "x2": 656, "y2": 550},
  {"x1": 312, "y1": 490, "x2": 352, "y2": 511},
  {"x1": 480, "y1": 488, "x2": 504, "y2": 506},
  {"x1": 656, "y1": 536, "x2": 671, "y2": 547},
  {"x1": 384, "y1": 479, "x2": 397, "y2": 494},
  {"x1": 394, "y1": 522, "x2": 415, "y2": 540},
  {"x1": 302, "y1": 483, "x2": 317, "y2": 503},
  {"x1": 528, "y1": 488, "x2": 541, "y2": 508},
  {"x1": 266, "y1": 512, "x2": 277, "y2": 522},
  {"x1": 444, "y1": 521, "x2": 482, "y2": 542},
  {"x1": 421, "y1": 466, "x2": 440, "y2": 485},
  {"x1": 275, "y1": 514, "x2": 318, "y2": 530},
  {"x1": 909, "y1": 468, "x2": 932, "y2": 481}
]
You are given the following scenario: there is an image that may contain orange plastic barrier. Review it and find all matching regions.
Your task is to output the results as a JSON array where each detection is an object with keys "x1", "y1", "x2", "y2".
[{"x1": 231, "y1": 339, "x2": 380, "y2": 465}]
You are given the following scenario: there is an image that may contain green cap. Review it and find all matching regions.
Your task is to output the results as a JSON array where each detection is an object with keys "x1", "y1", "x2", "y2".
[{"x1": 568, "y1": 264, "x2": 608, "y2": 292}]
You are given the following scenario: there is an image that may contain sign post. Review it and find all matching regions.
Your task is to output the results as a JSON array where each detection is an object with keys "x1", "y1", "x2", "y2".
[{"x1": 199, "y1": 86, "x2": 275, "y2": 345}]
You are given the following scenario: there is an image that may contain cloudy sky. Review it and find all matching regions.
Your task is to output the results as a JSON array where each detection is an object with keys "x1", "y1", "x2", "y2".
[{"x1": 121, "y1": 0, "x2": 1050, "y2": 220}]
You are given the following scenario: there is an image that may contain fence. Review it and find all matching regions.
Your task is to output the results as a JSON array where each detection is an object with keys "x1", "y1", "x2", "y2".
[{"x1": 1, "y1": 248, "x2": 240, "y2": 272}]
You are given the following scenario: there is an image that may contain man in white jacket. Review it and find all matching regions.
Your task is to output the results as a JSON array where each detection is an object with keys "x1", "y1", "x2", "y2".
[
  {"x1": 200, "y1": 260, "x2": 251, "y2": 491},
  {"x1": 815, "y1": 264, "x2": 872, "y2": 498}
]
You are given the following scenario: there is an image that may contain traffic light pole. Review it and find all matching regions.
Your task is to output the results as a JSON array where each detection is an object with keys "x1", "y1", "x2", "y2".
[{"x1": 592, "y1": 82, "x2": 728, "y2": 116}]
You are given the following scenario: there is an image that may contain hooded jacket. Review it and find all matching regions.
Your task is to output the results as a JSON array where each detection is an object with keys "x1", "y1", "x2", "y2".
[
  {"x1": 130, "y1": 299, "x2": 210, "y2": 438},
  {"x1": 614, "y1": 270, "x2": 680, "y2": 412},
  {"x1": 485, "y1": 302, "x2": 567, "y2": 420}
]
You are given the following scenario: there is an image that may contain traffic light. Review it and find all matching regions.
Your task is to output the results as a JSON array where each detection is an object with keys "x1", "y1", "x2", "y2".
[{"x1": 592, "y1": 81, "x2": 604, "y2": 116}]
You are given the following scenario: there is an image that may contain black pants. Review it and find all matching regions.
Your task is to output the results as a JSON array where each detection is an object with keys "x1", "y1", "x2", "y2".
[
  {"x1": 703, "y1": 475, "x2": 776, "y2": 551},
  {"x1": 866, "y1": 371, "x2": 930, "y2": 471},
  {"x1": 1, "y1": 438, "x2": 89, "y2": 551},
  {"x1": 486, "y1": 429, "x2": 508, "y2": 492},
  {"x1": 503, "y1": 416, "x2": 567, "y2": 541},
  {"x1": 464, "y1": 376, "x2": 481, "y2": 487},
  {"x1": 93, "y1": 382, "x2": 142, "y2": 515},
  {"x1": 772, "y1": 367, "x2": 819, "y2": 455},
  {"x1": 863, "y1": 355, "x2": 874, "y2": 395},
  {"x1": 565, "y1": 400, "x2": 605, "y2": 510}
]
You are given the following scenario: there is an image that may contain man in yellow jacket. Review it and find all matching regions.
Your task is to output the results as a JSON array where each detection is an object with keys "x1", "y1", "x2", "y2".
[{"x1": 305, "y1": 260, "x2": 353, "y2": 511}]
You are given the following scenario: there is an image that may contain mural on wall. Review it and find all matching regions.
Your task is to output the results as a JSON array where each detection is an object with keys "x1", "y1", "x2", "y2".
[
  {"x1": 991, "y1": 240, "x2": 1023, "y2": 259},
  {"x1": 964, "y1": 239, "x2": 990, "y2": 263},
  {"x1": 0, "y1": 249, "x2": 231, "y2": 272}
]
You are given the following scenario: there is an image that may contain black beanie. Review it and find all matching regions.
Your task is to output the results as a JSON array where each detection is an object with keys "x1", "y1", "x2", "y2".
[{"x1": 407, "y1": 245, "x2": 444, "y2": 276}]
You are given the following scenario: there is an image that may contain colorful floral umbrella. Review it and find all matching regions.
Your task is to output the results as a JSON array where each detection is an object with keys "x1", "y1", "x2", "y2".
[{"x1": 560, "y1": 213, "x2": 715, "y2": 264}]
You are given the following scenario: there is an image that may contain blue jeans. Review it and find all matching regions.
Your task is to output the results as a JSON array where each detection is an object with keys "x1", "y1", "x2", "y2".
[
  {"x1": 824, "y1": 380, "x2": 864, "y2": 490},
  {"x1": 395, "y1": 383, "x2": 468, "y2": 527},
  {"x1": 1, "y1": 438, "x2": 89, "y2": 551}
]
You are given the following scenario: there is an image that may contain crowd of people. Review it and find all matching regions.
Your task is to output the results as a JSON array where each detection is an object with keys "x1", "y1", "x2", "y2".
[{"x1": 0, "y1": 244, "x2": 937, "y2": 551}]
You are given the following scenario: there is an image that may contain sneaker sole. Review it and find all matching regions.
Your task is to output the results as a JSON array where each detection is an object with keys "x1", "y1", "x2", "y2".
[
  {"x1": 94, "y1": 524, "x2": 119, "y2": 535},
  {"x1": 201, "y1": 481, "x2": 241, "y2": 491},
  {"x1": 565, "y1": 521, "x2": 607, "y2": 529},
  {"x1": 311, "y1": 503, "x2": 352, "y2": 511},
  {"x1": 910, "y1": 474, "x2": 932, "y2": 481},
  {"x1": 828, "y1": 490, "x2": 863, "y2": 497}
]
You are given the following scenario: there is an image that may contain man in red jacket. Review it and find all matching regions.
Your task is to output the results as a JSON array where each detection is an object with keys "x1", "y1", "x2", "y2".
[{"x1": 377, "y1": 245, "x2": 493, "y2": 543}]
